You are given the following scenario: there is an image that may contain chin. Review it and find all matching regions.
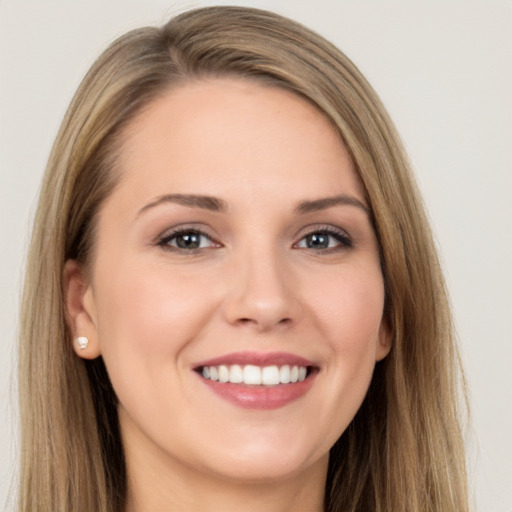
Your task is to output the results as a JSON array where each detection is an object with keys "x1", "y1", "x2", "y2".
[{"x1": 193, "y1": 433, "x2": 329, "y2": 484}]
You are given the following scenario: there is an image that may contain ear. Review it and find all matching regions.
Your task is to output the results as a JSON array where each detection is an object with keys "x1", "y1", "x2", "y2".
[
  {"x1": 63, "y1": 260, "x2": 101, "y2": 359},
  {"x1": 375, "y1": 317, "x2": 392, "y2": 362}
]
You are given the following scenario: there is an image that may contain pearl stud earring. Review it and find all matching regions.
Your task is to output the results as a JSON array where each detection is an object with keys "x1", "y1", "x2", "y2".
[{"x1": 77, "y1": 336, "x2": 89, "y2": 350}]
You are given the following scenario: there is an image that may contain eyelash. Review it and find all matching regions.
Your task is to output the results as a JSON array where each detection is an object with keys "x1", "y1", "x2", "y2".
[
  {"x1": 156, "y1": 225, "x2": 353, "y2": 254},
  {"x1": 294, "y1": 226, "x2": 353, "y2": 252},
  {"x1": 157, "y1": 228, "x2": 219, "y2": 253}
]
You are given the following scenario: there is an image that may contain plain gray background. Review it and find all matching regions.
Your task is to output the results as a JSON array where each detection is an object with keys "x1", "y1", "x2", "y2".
[{"x1": 1, "y1": 1, "x2": 511, "y2": 510}]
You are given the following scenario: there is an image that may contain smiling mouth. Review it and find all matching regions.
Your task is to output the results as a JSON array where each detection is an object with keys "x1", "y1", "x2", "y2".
[
  {"x1": 196, "y1": 364, "x2": 315, "y2": 386},
  {"x1": 192, "y1": 352, "x2": 319, "y2": 409}
]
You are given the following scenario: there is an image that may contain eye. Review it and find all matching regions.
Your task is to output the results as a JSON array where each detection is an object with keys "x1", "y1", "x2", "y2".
[
  {"x1": 295, "y1": 228, "x2": 352, "y2": 251},
  {"x1": 158, "y1": 229, "x2": 218, "y2": 251}
]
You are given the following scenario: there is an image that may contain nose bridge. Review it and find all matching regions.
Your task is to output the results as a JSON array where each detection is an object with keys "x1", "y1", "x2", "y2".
[{"x1": 222, "y1": 240, "x2": 297, "y2": 331}]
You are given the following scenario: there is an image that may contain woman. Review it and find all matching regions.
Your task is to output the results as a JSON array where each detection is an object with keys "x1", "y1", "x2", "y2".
[{"x1": 18, "y1": 6, "x2": 469, "y2": 511}]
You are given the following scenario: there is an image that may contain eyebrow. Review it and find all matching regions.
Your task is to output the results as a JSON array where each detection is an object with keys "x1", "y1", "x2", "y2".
[
  {"x1": 294, "y1": 195, "x2": 370, "y2": 215},
  {"x1": 137, "y1": 194, "x2": 227, "y2": 217},
  {"x1": 136, "y1": 193, "x2": 369, "y2": 218}
]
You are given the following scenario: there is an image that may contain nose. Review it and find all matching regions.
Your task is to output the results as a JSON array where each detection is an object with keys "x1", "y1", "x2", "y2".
[{"x1": 221, "y1": 247, "x2": 300, "y2": 332}]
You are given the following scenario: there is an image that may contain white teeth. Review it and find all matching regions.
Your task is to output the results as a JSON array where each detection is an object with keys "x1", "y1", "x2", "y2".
[
  {"x1": 279, "y1": 365, "x2": 291, "y2": 384},
  {"x1": 229, "y1": 364, "x2": 243, "y2": 383},
  {"x1": 243, "y1": 365, "x2": 262, "y2": 385},
  {"x1": 218, "y1": 365, "x2": 229, "y2": 383},
  {"x1": 201, "y1": 364, "x2": 309, "y2": 386},
  {"x1": 262, "y1": 365, "x2": 280, "y2": 385}
]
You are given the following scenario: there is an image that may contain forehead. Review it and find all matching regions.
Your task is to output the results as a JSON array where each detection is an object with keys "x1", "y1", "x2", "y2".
[{"x1": 111, "y1": 78, "x2": 365, "y2": 209}]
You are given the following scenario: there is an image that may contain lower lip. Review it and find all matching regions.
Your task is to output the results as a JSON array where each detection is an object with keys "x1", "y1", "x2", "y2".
[{"x1": 197, "y1": 373, "x2": 317, "y2": 410}]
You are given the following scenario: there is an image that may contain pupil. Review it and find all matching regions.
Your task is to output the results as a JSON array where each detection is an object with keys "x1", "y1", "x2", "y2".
[
  {"x1": 177, "y1": 233, "x2": 200, "y2": 249},
  {"x1": 308, "y1": 233, "x2": 328, "y2": 248}
]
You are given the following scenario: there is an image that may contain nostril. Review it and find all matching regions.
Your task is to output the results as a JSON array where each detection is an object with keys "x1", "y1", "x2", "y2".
[{"x1": 235, "y1": 316, "x2": 292, "y2": 329}]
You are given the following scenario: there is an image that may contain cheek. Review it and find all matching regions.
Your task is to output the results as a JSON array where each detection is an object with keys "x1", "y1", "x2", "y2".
[
  {"x1": 309, "y1": 265, "x2": 385, "y2": 423},
  {"x1": 312, "y1": 264, "x2": 385, "y2": 348},
  {"x1": 92, "y1": 261, "x2": 219, "y2": 389}
]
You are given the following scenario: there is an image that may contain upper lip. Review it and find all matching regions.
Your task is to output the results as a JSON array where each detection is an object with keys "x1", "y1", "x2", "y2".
[{"x1": 192, "y1": 351, "x2": 316, "y2": 369}]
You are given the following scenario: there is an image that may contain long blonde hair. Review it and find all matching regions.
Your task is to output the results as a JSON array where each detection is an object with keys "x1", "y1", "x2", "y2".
[{"x1": 18, "y1": 6, "x2": 468, "y2": 511}]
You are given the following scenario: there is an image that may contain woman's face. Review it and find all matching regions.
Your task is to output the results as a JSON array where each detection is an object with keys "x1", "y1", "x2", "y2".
[{"x1": 71, "y1": 78, "x2": 390, "y2": 485}]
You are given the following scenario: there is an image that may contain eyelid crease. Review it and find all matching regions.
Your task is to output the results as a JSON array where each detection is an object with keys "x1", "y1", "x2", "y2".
[{"x1": 295, "y1": 223, "x2": 352, "y2": 238}]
